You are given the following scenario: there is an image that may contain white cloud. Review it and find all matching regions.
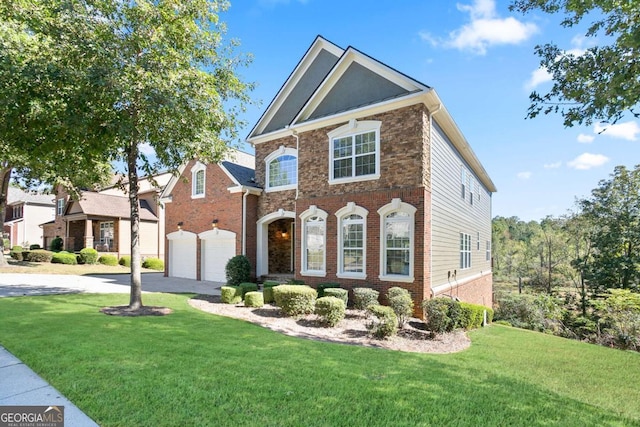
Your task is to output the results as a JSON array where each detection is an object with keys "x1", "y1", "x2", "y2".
[
  {"x1": 544, "y1": 162, "x2": 561, "y2": 169},
  {"x1": 594, "y1": 121, "x2": 640, "y2": 141},
  {"x1": 567, "y1": 153, "x2": 610, "y2": 170},
  {"x1": 577, "y1": 133, "x2": 595, "y2": 144},
  {"x1": 139, "y1": 142, "x2": 156, "y2": 156},
  {"x1": 420, "y1": 0, "x2": 538, "y2": 55},
  {"x1": 524, "y1": 67, "x2": 552, "y2": 90},
  {"x1": 517, "y1": 171, "x2": 532, "y2": 179}
]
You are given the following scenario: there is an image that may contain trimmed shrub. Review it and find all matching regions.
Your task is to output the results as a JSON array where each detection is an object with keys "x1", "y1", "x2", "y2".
[
  {"x1": 225, "y1": 255, "x2": 251, "y2": 286},
  {"x1": 317, "y1": 282, "x2": 341, "y2": 297},
  {"x1": 24, "y1": 250, "x2": 53, "y2": 263},
  {"x1": 353, "y1": 287, "x2": 379, "y2": 310},
  {"x1": 273, "y1": 285, "x2": 317, "y2": 317},
  {"x1": 79, "y1": 248, "x2": 99, "y2": 265},
  {"x1": 29, "y1": 244, "x2": 41, "y2": 250},
  {"x1": 244, "y1": 291, "x2": 264, "y2": 308},
  {"x1": 119, "y1": 255, "x2": 131, "y2": 267},
  {"x1": 142, "y1": 257, "x2": 164, "y2": 271},
  {"x1": 262, "y1": 281, "x2": 280, "y2": 304},
  {"x1": 98, "y1": 255, "x2": 119, "y2": 266},
  {"x1": 324, "y1": 288, "x2": 348, "y2": 306},
  {"x1": 387, "y1": 287, "x2": 414, "y2": 328},
  {"x1": 315, "y1": 296, "x2": 345, "y2": 327},
  {"x1": 221, "y1": 286, "x2": 242, "y2": 304},
  {"x1": 366, "y1": 305, "x2": 397, "y2": 339},
  {"x1": 10, "y1": 245, "x2": 24, "y2": 261},
  {"x1": 50, "y1": 237, "x2": 63, "y2": 252},
  {"x1": 458, "y1": 302, "x2": 493, "y2": 329},
  {"x1": 422, "y1": 297, "x2": 458, "y2": 334},
  {"x1": 51, "y1": 251, "x2": 77, "y2": 265},
  {"x1": 286, "y1": 279, "x2": 306, "y2": 285}
]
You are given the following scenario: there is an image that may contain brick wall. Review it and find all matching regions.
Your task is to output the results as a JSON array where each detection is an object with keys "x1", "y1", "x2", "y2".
[{"x1": 432, "y1": 273, "x2": 494, "y2": 309}]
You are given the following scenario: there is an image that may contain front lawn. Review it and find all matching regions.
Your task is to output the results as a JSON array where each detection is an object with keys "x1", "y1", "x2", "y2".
[
  {"x1": 0, "y1": 257, "x2": 156, "y2": 275},
  {"x1": 0, "y1": 293, "x2": 638, "y2": 426}
]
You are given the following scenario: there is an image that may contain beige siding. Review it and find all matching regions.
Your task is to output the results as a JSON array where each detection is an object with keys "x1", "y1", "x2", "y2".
[
  {"x1": 119, "y1": 219, "x2": 131, "y2": 256},
  {"x1": 140, "y1": 221, "x2": 160, "y2": 258},
  {"x1": 430, "y1": 122, "x2": 492, "y2": 291}
]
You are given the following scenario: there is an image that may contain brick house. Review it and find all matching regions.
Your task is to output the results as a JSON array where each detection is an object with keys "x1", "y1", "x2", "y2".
[
  {"x1": 248, "y1": 36, "x2": 496, "y2": 309},
  {"x1": 160, "y1": 150, "x2": 260, "y2": 281},
  {"x1": 3, "y1": 187, "x2": 55, "y2": 249},
  {"x1": 42, "y1": 173, "x2": 170, "y2": 258}
]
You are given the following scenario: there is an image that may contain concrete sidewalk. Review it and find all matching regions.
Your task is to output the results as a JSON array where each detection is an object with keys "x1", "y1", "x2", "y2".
[{"x1": 0, "y1": 272, "x2": 223, "y2": 425}]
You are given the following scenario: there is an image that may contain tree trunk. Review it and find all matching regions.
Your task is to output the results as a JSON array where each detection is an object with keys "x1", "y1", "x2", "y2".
[
  {"x1": 0, "y1": 166, "x2": 12, "y2": 267},
  {"x1": 127, "y1": 143, "x2": 143, "y2": 309}
]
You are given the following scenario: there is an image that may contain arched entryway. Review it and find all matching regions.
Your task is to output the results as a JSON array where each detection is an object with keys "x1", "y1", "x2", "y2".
[{"x1": 256, "y1": 209, "x2": 295, "y2": 278}]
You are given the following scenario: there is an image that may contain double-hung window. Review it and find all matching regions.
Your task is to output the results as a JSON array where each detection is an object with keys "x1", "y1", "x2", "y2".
[
  {"x1": 265, "y1": 146, "x2": 297, "y2": 192},
  {"x1": 328, "y1": 120, "x2": 380, "y2": 185},
  {"x1": 299, "y1": 206, "x2": 327, "y2": 277},
  {"x1": 57, "y1": 198, "x2": 65, "y2": 216},
  {"x1": 191, "y1": 162, "x2": 206, "y2": 198},
  {"x1": 460, "y1": 233, "x2": 472, "y2": 269},
  {"x1": 336, "y1": 203, "x2": 368, "y2": 279},
  {"x1": 378, "y1": 199, "x2": 416, "y2": 282}
]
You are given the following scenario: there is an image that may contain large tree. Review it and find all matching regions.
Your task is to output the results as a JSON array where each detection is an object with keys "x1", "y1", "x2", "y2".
[{"x1": 511, "y1": 0, "x2": 640, "y2": 126}]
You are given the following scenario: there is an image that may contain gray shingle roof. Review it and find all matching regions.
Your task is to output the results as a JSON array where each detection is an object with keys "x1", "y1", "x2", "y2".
[
  {"x1": 221, "y1": 161, "x2": 260, "y2": 188},
  {"x1": 7, "y1": 187, "x2": 55, "y2": 205},
  {"x1": 73, "y1": 192, "x2": 158, "y2": 221}
]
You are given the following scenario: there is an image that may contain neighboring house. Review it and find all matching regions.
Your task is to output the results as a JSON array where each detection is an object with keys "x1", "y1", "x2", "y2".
[
  {"x1": 161, "y1": 150, "x2": 260, "y2": 281},
  {"x1": 42, "y1": 173, "x2": 170, "y2": 258},
  {"x1": 247, "y1": 36, "x2": 497, "y2": 309},
  {"x1": 3, "y1": 187, "x2": 55, "y2": 248}
]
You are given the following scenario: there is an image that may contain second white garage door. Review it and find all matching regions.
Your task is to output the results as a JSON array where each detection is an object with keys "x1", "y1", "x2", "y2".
[{"x1": 199, "y1": 229, "x2": 236, "y2": 282}]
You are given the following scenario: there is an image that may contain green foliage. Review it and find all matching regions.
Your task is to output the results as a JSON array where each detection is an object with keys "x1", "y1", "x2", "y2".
[
  {"x1": 352, "y1": 287, "x2": 379, "y2": 310},
  {"x1": 142, "y1": 257, "x2": 164, "y2": 271},
  {"x1": 494, "y1": 293, "x2": 565, "y2": 333},
  {"x1": 272, "y1": 285, "x2": 317, "y2": 317},
  {"x1": 51, "y1": 251, "x2": 77, "y2": 265},
  {"x1": 220, "y1": 286, "x2": 242, "y2": 305},
  {"x1": 366, "y1": 305, "x2": 397, "y2": 339},
  {"x1": 422, "y1": 298, "x2": 460, "y2": 334},
  {"x1": 24, "y1": 249, "x2": 53, "y2": 263},
  {"x1": 239, "y1": 282, "x2": 258, "y2": 298},
  {"x1": 324, "y1": 288, "x2": 348, "y2": 306},
  {"x1": 50, "y1": 237, "x2": 63, "y2": 252},
  {"x1": 387, "y1": 287, "x2": 414, "y2": 327},
  {"x1": 98, "y1": 255, "x2": 119, "y2": 266},
  {"x1": 79, "y1": 248, "x2": 99, "y2": 265},
  {"x1": 2, "y1": 239, "x2": 9, "y2": 251},
  {"x1": 29, "y1": 244, "x2": 41, "y2": 250},
  {"x1": 593, "y1": 289, "x2": 640, "y2": 351},
  {"x1": 262, "y1": 281, "x2": 280, "y2": 304},
  {"x1": 9, "y1": 245, "x2": 23, "y2": 261},
  {"x1": 225, "y1": 255, "x2": 251, "y2": 286},
  {"x1": 314, "y1": 296, "x2": 345, "y2": 327},
  {"x1": 286, "y1": 279, "x2": 306, "y2": 285},
  {"x1": 459, "y1": 302, "x2": 494, "y2": 330},
  {"x1": 511, "y1": 0, "x2": 640, "y2": 127},
  {"x1": 317, "y1": 282, "x2": 340, "y2": 297},
  {"x1": 119, "y1": 255, "x2": 131, "y2": 267},
  {"x1": 244, "y1": 291, "x2": 264, "y2": 308}
]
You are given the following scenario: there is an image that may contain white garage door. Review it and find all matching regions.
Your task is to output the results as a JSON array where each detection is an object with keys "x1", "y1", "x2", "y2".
[
  {"x1": 200, "y1": 229, "x2": 236, "y2": 282},
  {"x1": 167, "y1": 231, "x2": 197, "y2": 280}
]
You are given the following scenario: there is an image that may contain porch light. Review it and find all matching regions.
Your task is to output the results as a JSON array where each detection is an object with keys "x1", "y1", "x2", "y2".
[
  {"x1": 177, "y1": 221, "x2": 184, "y2": 231},
  {"x1": 212, "y1": 219, "x2": 219, "y2": 229}
]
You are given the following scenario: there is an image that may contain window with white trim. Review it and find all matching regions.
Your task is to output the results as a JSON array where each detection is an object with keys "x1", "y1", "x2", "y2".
[
  {"x1": 336, "y1": 203, "x2": 368, "y2": 279},
  {"x1": 265, "y1": 146, "x2": 297, "y2": 192},
  {"x1": 486, "y1": 240, "x2": 491, "y2": 261},
  {"x1": 57, "y1": 198, "x2": 65, "y2": 216},
  {"x1": 378, "y1": 199, "x2": 416, "y2": 282},
  {"x1": 328, "y1": 120, "x2": 380, "y2": 184},
  {"x1": 191, "y1": 162, "x2": 206, "y2": 198},
  {"x1": 100, "y1": 222, "x2": 114, "y2": 248},
  {"x1": 12, "y1": 205, "x2": 23, "y2": 219},
  {"x1": 300, "y1": 206, "x2": 327, "y2": 277},
  {"x1": 460, "y1": 233, "x2": 472, "y2": 269},
  {"x1": 461, "y1": 167, "x2": 467, "y2": 200}
]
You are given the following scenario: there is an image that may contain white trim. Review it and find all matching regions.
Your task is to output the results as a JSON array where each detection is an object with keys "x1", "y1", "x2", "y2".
[
  {"x1": 328, "y1": 120, "x2": 381, "y2": 185},
  {"x1": 299, "y1": 205, "x2": 328, "y2": 277},
  {"x1": 335, "y1": 202, "x2": 368, "y2": 280},
  {"x1": 431, "y1": 270, "x2": 491, "y2": 296},
  {"x1": 227, "y1": 185, "x2": 262, "y2": 196},
  {"x1": 264, "y1": 146, "x2": 298, "y2": 192},
  {"x1": 378, "y1": 198, "x2": 417, "y2": 283},
  {"x1": 256, "y1": 209, "x2": 296, "y2": 277},
  {"x1": 191, "y1": 161, "x2": 206, "y2": 199},
  {"x1": 166, "y1": 230, "x2": 197, "y2": 241}
]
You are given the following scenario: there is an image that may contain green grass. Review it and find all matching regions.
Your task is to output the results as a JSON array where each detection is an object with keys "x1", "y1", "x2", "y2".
[{"x1": 0, "y1": 294, "x2": 639, "y2": 426}]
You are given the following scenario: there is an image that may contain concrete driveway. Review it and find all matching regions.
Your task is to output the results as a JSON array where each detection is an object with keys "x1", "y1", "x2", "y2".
[{"x1": 0, "y1": 272, "x2": 222, "y2": 298}]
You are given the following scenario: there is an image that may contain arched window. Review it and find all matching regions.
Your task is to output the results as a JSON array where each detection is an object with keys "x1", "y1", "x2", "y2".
[
  {"x1": 378, "y1": 198, "x2": 416, "y2": 282},
  {"x1": 265, "y1": 146, "x2": 297, "y2": 191},
  {"x1": 191, "y1": 162, "x2": 206, "y2": 198},
  {"x1": 299, "y1": 205, "x2": 328, "y2": 277},
  {"x1": 335, "y1": 202, "x2": 368, "y2": 279}
]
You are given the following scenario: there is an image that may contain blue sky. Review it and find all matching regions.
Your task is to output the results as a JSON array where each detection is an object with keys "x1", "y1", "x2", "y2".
[{"x1": 218, "y1": 0, "x2": 639, "y2": 222}]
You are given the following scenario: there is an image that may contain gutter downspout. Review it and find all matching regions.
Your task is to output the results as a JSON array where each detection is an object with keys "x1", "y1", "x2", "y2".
[
  {"x1": 242, "y1": 188, "x2": 249, "y2": 256},
  {"x1": 428, "y1": 101, "x2": 442, "y2": 299}
]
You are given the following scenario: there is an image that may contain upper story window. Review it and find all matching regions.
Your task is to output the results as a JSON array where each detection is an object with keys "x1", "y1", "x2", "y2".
[
  {"x1": 378, "y1": 198, "x2": 417, "y2": 283},
  {"x1": 328, "y1": 120, "x2": 381, "y2": 185},
  {"x1": 265, "y1": 146, "x2": 297, "y2": 192},
  {"x1": 191, "y1": 162, "x2": 206, "y2": 198},
  {"x1": 12, "y1": 204, "x2": 23, "y2": 219},
  {"x1": 335, "y1": 202, "x2": 368, "y2": 279},
  {"x1": 300, "y1": 205, "x2": 328, "y2": 277},
  {"x1": 57, "y1": 198, "x2": 65, "y2": 216}
]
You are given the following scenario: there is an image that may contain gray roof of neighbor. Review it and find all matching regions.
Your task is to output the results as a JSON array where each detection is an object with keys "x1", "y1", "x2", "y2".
[
  {"x1": 72, "y1": 192, "x2": 158, "y2": 221},
  {"x1": 7, "y1": 187, "x2": 55, "y2": 205},
  {"x1": 221, "y1": 161, "x2": 261, "y2": 188}
]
